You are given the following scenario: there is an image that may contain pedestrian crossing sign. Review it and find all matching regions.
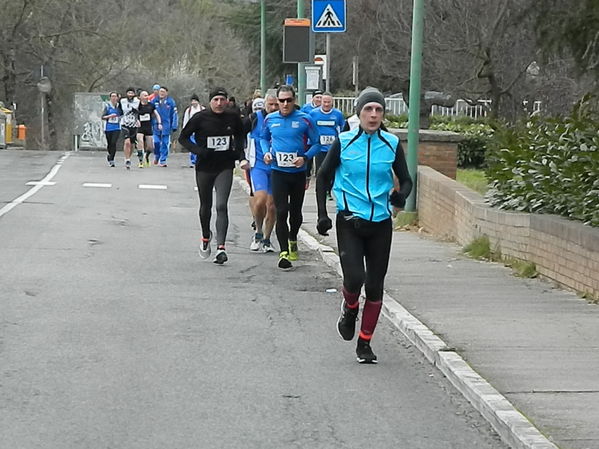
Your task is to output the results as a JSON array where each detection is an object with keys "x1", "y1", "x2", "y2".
[{"x1": 311, "y1": 0, "x2": 346, "y2": 33}]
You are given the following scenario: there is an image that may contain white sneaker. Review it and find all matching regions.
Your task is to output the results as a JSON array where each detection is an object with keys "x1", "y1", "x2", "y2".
[
  {"x1": 250, "y1": 233, "x2": 263, "y2": 251},
  {"x1": 261, "y1": 239, "x2": 274, "y2": 253},
  {"x1": 198, "y1": 232, "x2": 212, "y2": 259}
]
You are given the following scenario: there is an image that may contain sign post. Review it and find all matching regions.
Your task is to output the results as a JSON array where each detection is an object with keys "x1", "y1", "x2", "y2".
[{"x1": 311, "y1": 0, "x2": 346, "y2": 93}]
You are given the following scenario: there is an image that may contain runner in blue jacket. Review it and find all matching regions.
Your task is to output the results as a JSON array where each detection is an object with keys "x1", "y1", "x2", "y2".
[
  {"x1": 315, "y1": 87, "x2": 413, "y2": 364},
  {"x1": 151, "y1": 86, "x2": 178, "y2": 166},
  {"x1": 260, "y1": 85, "x2": 321, "y2": 269}
]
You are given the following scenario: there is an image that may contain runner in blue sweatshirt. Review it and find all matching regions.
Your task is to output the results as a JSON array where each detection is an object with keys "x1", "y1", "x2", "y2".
[{"x1": 260, "y1": 85, "x2": 321, "y2": 269}]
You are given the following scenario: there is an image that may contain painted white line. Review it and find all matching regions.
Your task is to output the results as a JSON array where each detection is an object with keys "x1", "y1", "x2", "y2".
[
  {"x1": 26, "y1": 181, "x2": 56, "y2": 186},
  {"x1": 138, "y1": 184, "x2": 167, "y2": 190},
  {"x1": 82, "y1": 183, "x2": 112, "y2": 188},
  {"x1": 0, "y1": 152, "x2": 71, "y2": 218}
]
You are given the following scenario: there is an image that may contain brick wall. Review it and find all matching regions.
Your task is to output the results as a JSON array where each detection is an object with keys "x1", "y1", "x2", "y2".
[
  {"x1": 417, "y1": 165, "x2": 599, "y2": 300},
  {"x1": 391, "y1": 129, "x2": 460, "y2": 179}
]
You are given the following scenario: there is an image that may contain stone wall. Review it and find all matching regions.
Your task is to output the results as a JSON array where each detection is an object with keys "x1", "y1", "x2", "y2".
[
  {"x1": 417, "y1": 165, "x2": 599, "y2": 300},
  {"x1": 391, "y1": 129, "x2": 461, "y2": 179}
]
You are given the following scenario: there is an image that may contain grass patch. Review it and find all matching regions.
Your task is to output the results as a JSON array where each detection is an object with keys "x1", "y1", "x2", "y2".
[
  {"x1": 463, "y1": 236, "x2": 490, "y2": 259},
  {"x1": 463, "y1": 235, "x2": 501, "y2": 261},
  {"x1": 394, "y1": 211, "x2": 418, "y2": 229},
  {"x1": 505, "y1": 258, "x2": 538, "y2": 278},
  {"x1": 456, "y1": 168, "x2": 488, "y2": 195},
  {"x1": 465, "y1": 236, "x2": 538, "y2": 279}
]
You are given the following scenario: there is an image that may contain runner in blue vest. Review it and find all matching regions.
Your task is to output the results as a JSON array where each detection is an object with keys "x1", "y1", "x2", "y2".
[
  {"x1": 246, "y1": 94, "x2": 278, "y2": 253},
  {"x1": 315, "y1": 87, "x2": 413, "y2": 364},
  {"x1": 261, "y1": 85, "x2": 321, "y2": 269},
  {"x1": 101, "y1": 92, "x2": 121, "y2": 167}
]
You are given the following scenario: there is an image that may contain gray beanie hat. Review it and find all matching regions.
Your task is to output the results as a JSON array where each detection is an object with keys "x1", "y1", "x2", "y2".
[{"x1": 355, "y1": 87, "x2": 385, "y2": 115}]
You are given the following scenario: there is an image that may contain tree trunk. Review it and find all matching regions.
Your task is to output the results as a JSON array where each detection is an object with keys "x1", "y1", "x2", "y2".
[
  {"x1": 1, "y1": 44, "x2": 18, "y2": 105},
  {"x1": 46, "y1": 91, "x2": 58, "y2": 150}
]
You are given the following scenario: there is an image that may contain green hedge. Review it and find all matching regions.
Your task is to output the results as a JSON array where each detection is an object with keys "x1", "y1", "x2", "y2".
[
  {"x1": 384, "y1": 115, "x2": 494, "y2": 168},
  {"x1": 485, "y1": 106, "x2": 599, "y2": 227}
]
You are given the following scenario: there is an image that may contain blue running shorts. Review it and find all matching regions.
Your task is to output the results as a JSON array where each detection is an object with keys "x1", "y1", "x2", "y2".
[{"x1": 250, "y1": 166, "x2": 272, "y2": 195}]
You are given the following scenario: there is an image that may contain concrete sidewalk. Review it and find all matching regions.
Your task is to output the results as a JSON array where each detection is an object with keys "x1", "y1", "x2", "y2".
[{"x1": 297, "y1": 183, "x2": 599, "y2": 449}]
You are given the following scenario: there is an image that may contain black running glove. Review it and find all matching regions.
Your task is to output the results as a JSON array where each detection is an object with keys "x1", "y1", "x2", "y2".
[
  {"x1": 389, "y1": 190, "x2": 406, "y2": 208},
  {"x1": 317, "y1": 216, "x2": 333, "y2": 236}
]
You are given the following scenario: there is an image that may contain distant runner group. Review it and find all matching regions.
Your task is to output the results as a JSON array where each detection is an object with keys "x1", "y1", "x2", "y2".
[{"x1": 101, "y1": 83, "x2": 413, "y2": 364}]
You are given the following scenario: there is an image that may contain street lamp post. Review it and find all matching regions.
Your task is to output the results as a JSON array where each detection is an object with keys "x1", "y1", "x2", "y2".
[{"x1": 405, "y1": 0, "x2": 424, "y2": 212}]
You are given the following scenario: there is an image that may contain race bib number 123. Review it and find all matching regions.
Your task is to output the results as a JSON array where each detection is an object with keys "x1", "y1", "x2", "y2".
[
  {"x1": 207, "y1": 136, "x2": 230, "y2": 152},
  {"x1": 276, "y1": 152, "x2": 297, "y2": 167}
]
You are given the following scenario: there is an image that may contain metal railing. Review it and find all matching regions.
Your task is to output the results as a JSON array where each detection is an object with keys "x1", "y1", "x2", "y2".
[{"x1": 333, "y1": 97, "x2": 542, "y2": 118}]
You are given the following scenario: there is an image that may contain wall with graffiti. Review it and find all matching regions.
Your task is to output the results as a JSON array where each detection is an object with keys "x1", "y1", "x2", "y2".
[{"x1": 73, "y1": 93, "x2": 109, "y2": 149}]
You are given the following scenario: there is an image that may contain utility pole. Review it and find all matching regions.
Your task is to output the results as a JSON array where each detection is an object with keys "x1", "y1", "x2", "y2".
[
  {"x1": 297, "y1": 0, "x2": 306, "y2": 104},
  {"x1": 405, "y1": 0, "x2": 424, "y2": 212},
  {"x1": 260, "y1": 0, "x2": 266, "y2": 94}
]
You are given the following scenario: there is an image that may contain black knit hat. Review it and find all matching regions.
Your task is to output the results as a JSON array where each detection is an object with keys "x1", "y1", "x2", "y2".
[
  {"x1": 209, "y1": 87, "x2": 228, "y2": 100},
  {"x1": 355, "y1": 87, "x2": 385, "y2": 115}
]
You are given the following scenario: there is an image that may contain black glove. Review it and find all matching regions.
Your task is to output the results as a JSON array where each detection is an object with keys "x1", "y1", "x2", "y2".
[
  {"x1": 317, "y1": 216, "x2": 333, "y2": 236},
  {"x1": 389, "y1": 190, "x2": 406, "y2": 208}
]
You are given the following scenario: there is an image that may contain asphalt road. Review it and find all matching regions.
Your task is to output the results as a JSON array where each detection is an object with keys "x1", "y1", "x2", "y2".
[{"x1": 1, "y1": 150, "x2": 508, "y2": 449}]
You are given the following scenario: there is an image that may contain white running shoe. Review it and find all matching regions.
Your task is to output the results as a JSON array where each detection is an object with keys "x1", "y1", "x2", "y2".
[{"x1": 198, "y1": 232, "x2": 212, "y2": 259}]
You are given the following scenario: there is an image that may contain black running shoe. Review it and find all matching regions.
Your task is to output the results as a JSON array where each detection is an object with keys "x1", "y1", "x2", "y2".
[
  {"x1": 337, "y1": 300, "x2": 359, "y2": 341},
  {"x1": 278, "y1": 251, "x2": 292, "y2": 269},
  {"x1": 214, "y1": 248, "x2": 228, "y2": 265},
  {"x1": 356, "y1": 338, "x2": 378, "y2": 364}
]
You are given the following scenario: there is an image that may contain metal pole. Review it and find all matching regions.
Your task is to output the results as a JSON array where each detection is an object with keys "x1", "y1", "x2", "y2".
[
  {"x1": 40, "y1": 65, "x2": 46, "y2": 151},
  {"x1": 260, "y1": 0, "x2": 266, "y2": 94},
  {"x1": 325, "y1": 33, "x2": 331, "y2": 92},
  {"x1": 297, "y1": 0, "x2": 306, "y2": 104},
  {"x1": 405, "y1": 0, "x2": 424, "y2": 212}
]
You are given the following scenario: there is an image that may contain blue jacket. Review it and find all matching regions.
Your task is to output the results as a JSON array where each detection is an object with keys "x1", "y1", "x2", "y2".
[
  {"x1": 309, "y1": 107, "x2": 345, "y2": 152},
  {"x1": 151, "y1": 96, "x2": 178, "y2": 135},
  {"x1": 333, "y1": 128, "x2": 402, "y2": 222},
  {"x1": 260, "y1": 110, "x2": 321, "y2": 173}
]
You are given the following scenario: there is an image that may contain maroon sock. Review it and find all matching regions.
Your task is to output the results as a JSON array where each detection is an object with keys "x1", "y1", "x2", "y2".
[
  {"x1": 359, "y1": 300, "x2": 383, "y2": 340},
  {"x1": 342, "y1": 287, "x2": 360, "y2": 308}
]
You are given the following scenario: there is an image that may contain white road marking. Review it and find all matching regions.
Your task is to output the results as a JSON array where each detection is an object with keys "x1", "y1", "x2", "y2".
[
  {"x1": 82, "y1": 183, "x2": 112, "y2": 188},
  {"x1": 26, "y1": 181, "x2": 56, "y2": 186},
  {"x1": 138, "y1": 184, "x2": 167, "y2": 190},
  {"x1": 0, "y1": 152, "x2": 71, "y2": 218}
]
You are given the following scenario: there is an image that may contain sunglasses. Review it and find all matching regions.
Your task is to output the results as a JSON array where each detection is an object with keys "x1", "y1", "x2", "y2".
[{"x1": 277, "y1": 97, "x2": 294, "y2": 103}]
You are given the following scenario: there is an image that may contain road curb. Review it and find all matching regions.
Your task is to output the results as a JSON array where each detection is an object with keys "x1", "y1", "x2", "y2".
[{"x1": 235, "y1": 174, "x2": 558, "y2": 449}]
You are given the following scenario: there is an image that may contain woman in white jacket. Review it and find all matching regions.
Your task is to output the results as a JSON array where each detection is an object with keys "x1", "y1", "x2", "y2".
[{"x1": 182, "y1": 94, "x2": 205, "y2": 167}]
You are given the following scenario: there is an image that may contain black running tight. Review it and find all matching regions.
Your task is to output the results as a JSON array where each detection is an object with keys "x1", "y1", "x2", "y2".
[
  {"x1": 195, "y1": 169, "x2": 233, "y2": 246},
  {"x1": 271, "y1": 170, "x2": 306, "y2": 253},
  {"x1": 105, "y1": 130, "x2": 120, "y2": 162},
  {"x1": 336, "y1": 214, "x2": 393, "y2": 301}
]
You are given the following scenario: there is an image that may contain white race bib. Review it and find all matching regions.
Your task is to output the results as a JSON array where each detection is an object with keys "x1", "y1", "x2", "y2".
[
  {"x1": 108, "y1": 116, "x2": 119, "y2": 124},
  {"x1": 320, "y1": 135, "x2": 336, "y2": 145},
  {"x1": 276, "y1": 151, "x2": 297, "y2": 167},
  {"x1": 139, "y1": 113, "x2": 151, "y2": 122},
  {"x1": 207, "y1": 135, "x2": 230, "y2": 152}
]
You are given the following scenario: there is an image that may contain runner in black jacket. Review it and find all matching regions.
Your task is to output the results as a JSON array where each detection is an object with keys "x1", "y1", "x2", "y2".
[{"x1": 179, "y1": 87, "x2": 250, "y2": 265}]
